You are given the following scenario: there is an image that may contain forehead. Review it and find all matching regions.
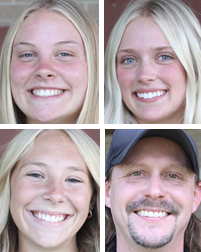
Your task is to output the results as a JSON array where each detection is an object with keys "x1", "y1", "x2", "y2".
[
  {"x1": 119, "y1": 17, "x2": 170, "y2": 49},
  {"x1": 14, "y1": 9, "x2": 83, "y2": 45},
  {"x1": 19, "y1": 130, "x2": 86, "y2": 166},
  {"x1": 122, "y1": 137, "x2": 191, "y2": 170}
]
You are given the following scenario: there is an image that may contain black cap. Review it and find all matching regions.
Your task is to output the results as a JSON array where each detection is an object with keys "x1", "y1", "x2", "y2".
[{"x1": 106, "y1": 129, "x2": 200, "y2": 177}]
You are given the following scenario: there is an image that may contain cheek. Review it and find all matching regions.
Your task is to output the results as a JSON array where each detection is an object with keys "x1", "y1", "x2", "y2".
[
  {"x1": 70, "y1": 187, "x2": 92, "y2": 210},
  {"x1": 117, "y1": 67, "x2": 135, "y2": 91},
  {"x1": 10, "y1": 61, "x2": 33, "y2": 89},
  {"x1": 160, "y1": 64, "x2": 186, "y2": 91},
  {"x1": 60, "y1": 61, "x2": 88, "y2": 92}
]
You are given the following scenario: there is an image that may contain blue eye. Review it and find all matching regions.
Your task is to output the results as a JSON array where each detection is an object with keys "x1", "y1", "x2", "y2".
[
  {"x1": 59, "y1": 52, "x2": 70, "y2": 57},
  {"x1": 159, "y1": 55, "x2": 171, "y2": 61},
  {"x1": 20, "y1": 53, "x2": 35, "y2": 58},
  {"x1": 27, "y1": 173, "x2": 42, "y2": 178},
  {"x1": 123, "y1": 58, "x2": 135, "y2": 64},
  {"x1": 67, "y1": 178, "x2": 81, "y2": 183}
]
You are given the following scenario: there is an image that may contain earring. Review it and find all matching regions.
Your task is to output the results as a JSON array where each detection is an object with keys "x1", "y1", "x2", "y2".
[{"x1": 88, "y1": 209, "x2": 93, "y2": 218}]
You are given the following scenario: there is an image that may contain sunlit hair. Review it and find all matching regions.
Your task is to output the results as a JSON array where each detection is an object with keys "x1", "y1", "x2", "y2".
[
  {"x1": 0, "y1": 129, "x2": 100, "y2": 252},
  {"x1": 105, "y1": 0, "x2": 201, "y2": 124},
  {"x1": 0, "y1": 0, "x2": 99, "y2": 124},
  {"x1": 105, "y1": 171, "x2": 201, "y2": 252}
]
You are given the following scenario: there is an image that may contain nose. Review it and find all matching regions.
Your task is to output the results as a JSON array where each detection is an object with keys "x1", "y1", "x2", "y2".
[
  {"x1": 42, "y1": 180, "x2": 66, "y2": 204},
  {"x1": 136, "y1": 59, "x2": 157, "y2": 84},
  {"x1": 35, "y1": 58, "x2": 56, "y2": 81},
  {"x1": 143, "y1": 175, "x2": 166, "y2": 201}
]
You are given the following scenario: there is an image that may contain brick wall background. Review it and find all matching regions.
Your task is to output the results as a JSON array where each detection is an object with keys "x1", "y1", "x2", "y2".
[
  {"x1": 0, "y1": 0, "x2": 99, "y2": 47},
  {"x1": 105, "y1": 129, "x2": 201, "y2": 218},
  {"x1": 0, "y1": 0, "x2": 99, "y2": 26}
]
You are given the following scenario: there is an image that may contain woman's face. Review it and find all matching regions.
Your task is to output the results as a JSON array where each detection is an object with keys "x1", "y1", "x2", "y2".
[
  {"x1": 10, "y1": 10, "x2": 88, "y2": 124},
  {"x1": 10, "y1": 130, "x2": 94, "y2": 251},
  {"x1": 116, "y1": 17, "x2": 186, "y2": 124}
]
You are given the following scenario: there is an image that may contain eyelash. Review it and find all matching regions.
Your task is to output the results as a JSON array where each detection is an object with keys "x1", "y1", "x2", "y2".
[
  {"x1": 27, "y1": 173, "x2": 43, "y2": 178},
  {"x1": 168, "y1": 174, "x2": 179, "y2": 179},
  {"x1": 158, "y1": 54, "x2": 173, "y2": 61},
  {"x1": 19, "y1": 53, "x2": 35, "y2": 58},
  {"x1": 58, "y1": 52, "x2": 71, "y2": 57},
  {"x1": 121, "y1": 58, "x2": 136, "y2": 64},
  {"x1": 132, "y1": 171, "x2": 142, "y2": 176},
  {"x1": 66, "y1": 178, "x2": 82, "y2": 183},
  {"x1": 120, "y1": 53, "x2": 173, "y2": 64},
  {"x1": 27, "y1": 173, "x2": 83, "y2": 184}
]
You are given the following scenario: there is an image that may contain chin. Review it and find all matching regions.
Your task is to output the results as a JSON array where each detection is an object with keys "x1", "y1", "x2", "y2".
[
  {"x1": 134, "y1": 110, "x2": 167, "y2": 124},
  {"x1": 33, "y1": 236, "x2": 66, "y2": 249}
]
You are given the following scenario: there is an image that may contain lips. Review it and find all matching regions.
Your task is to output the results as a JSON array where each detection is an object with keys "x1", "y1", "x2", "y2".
[
  {"x1": 32, "y1": 211, "x2": 67, "y2": 223},
  {"x1": 136, "y1": 90, "x2": 166, "y2": 99},
  {"x1": 136, "y1": 210, "x2": 170, "y2": 218},
  {"x1": 31, "y1": 89, "x2": 64, "y2": 97}
]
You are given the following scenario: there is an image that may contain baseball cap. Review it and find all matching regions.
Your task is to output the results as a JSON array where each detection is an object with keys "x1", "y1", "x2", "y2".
[{"x1": 106, "y1": 129, "x2": 200, "y2": 177}]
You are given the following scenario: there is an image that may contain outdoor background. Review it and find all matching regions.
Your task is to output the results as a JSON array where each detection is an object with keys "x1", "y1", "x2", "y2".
[
  {"x1": 105, "y1": 129, "x2": 201, "y2": 219},
  {"x1": 0, "y1": 0, "x2": 99, "y2": 48}
]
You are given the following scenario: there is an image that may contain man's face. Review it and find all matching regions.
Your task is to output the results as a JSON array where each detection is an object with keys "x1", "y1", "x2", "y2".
[{"x1": 105, "y1": 137, "x2": 201, "y2": 250}]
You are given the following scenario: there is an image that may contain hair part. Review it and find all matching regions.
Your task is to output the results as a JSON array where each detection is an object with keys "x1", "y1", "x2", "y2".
[
  {"x1": 0, "y1": 129, "x2": 100, "y2": 252},
  {"x1": 105, "y1": 0, "x2": 201, "y2": 124},
  {"x1": 0, "y1": 0, "x2": 99, "y2": 124}
]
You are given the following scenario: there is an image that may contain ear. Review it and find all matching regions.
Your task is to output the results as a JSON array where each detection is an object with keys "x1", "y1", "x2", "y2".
[
  {"x1": 192, "y1": 182, "x2": 201, "y2": 213},
  {"x1": 105, "y1": 178, "x2": 111, "y2": 208}
]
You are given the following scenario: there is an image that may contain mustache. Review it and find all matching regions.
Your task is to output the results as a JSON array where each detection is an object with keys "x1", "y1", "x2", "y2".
[{"x1": 126, "y1": 198, "x2": 180, "y2": 215}]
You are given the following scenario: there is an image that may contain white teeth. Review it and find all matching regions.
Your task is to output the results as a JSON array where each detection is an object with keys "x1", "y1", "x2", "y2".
[
  {"x1": 32, "y1": 89, "x2": 64, "y2": 97},
  {"x1": 137, "y1": 210, "x2": 168, "y2": 218},
  {"x1": 33, "y1": 212, "x2": 66, "y2": 223},
  {"x1": 137, "y1": 91, "x2": 165, "y2": 99}
]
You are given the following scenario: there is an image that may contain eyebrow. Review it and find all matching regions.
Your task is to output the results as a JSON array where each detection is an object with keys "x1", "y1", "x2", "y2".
[
  {"x1": 20, "y1": 161, "x2": 88, "y2": 174},
  {"x1": 117, "y1": 46, "x2": 173, "y2": 55},
  {"x1": 13, "y1": 40, "x2": 80, "y2": 48}
]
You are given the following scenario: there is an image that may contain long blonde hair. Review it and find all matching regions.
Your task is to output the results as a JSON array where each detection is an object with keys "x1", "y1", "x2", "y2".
[
  {"x1": 0, "y1": 129, "x2": 100, "y2": 252},
  {"x1": 105, "y1": 0, "x2": 201, "y2": 124},
  {"x1": 0, "y1": 0, "x2": 99, "y2": 124}
]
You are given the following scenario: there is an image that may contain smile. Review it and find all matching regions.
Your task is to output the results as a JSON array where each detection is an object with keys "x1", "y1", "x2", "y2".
[
  {"x1": 136, "y1": 91, "x2": 166, "y2": 99},
  {"x1": 136, "y1": 210, "x2": 169, "y2": 218},
  {"x1": 31, "y1": 89, "x2": 64, "y2": 97},
  {"x1": 32, "y1": 211, "x2": 67, "y2": 223}
]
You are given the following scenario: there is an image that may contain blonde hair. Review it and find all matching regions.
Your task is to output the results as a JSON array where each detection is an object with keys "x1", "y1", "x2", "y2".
[
  {"x1": 0, "y1": 0, "x2": 99, "y2": 124},
  {"x1": 105, "y1": 0, "x2": 201, "y2": 124},
  {"x1": 0, "y1": 129, "x2": 100, "y2": 252}
]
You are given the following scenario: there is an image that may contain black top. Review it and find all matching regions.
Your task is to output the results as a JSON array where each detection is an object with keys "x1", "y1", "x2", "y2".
[{"x1": 110, "y1": 247, "x2": 190, "y2": 252}]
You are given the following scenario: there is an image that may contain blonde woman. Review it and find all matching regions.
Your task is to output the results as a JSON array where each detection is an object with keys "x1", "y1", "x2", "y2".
[
  {"x1": 0, "y1": 129, "x2": 100, "y2": 252},
  {"x1": 105, "y1": 0, "x2": 201, "y2": 124},
  {"x1": 0, "y1": 0, "x2": 99, "y2": 124}
]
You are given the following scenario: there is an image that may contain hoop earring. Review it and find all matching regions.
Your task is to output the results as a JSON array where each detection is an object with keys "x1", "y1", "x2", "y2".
[{"x1": 88, "y1": 209, "x2": 93, "y2": 218}]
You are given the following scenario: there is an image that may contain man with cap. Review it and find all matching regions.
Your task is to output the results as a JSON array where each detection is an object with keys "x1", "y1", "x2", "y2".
[{"x1": 105, "y1": 129, "x2": 201, "y2": 252}]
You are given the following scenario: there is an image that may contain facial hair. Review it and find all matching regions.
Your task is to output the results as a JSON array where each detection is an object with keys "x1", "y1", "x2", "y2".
[{"x1": 126, "y1": 198, "x2": 180, "y2": 249}]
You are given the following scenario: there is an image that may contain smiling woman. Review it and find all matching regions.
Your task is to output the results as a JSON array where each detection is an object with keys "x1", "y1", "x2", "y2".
[
  {"x1": 0, "y1": 0, "x2": 99, "y2": 124},
  {"x1": 104, "y1": 0, "x2": 201, "y2": 124},
  {"x1": 0, "y1": 129, "x2": 100, "y2": 252}
]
